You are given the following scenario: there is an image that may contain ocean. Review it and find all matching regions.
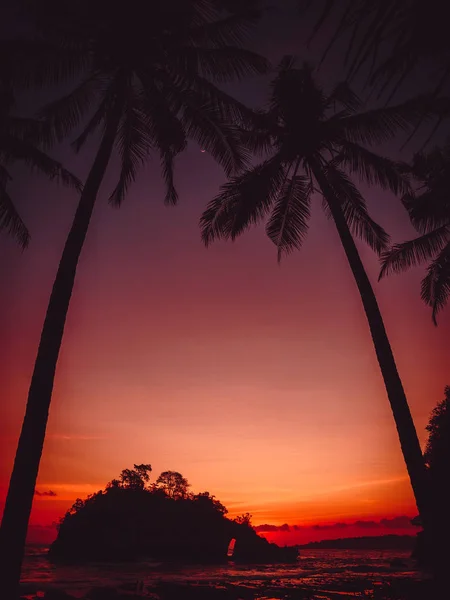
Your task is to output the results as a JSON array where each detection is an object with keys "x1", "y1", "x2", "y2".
[{"x1": 22, "y1": 546, "x2": 423, "y2": 598}]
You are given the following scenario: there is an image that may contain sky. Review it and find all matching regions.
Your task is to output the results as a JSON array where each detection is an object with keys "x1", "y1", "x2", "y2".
[{"x1": 1, "y1": 1, "x2": 449, "y2": 547}]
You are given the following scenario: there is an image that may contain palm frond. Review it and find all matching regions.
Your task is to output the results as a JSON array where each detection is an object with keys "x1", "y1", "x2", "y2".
[
  {"x1": 160, "y1": 150, "x2": 178, "y2": 205},
  {"x1": 186, "y1": 8, "x2": 262, "y2": 48},
  {"x1": 4, "y1": 117, "x2": 48, "y2": 147},
  {"x1": 240, "y1": 125, "x2": 275, "y2": 157},
  {"x1": 421, "y1": 243, "x2": 450, "y2": 325},
  {"x1": 165, "y1": 67, "x2": 261, "y2": 130},
  {"x1": 0, "y1": 185, "x2": 30, "y2": 248},
  {"x1": 0, "y1": 39, "x2": 90, "y2": 90},
  {"x1": 71, "y1": 95, "x2": 109, "y2": 153},
  {"x1": 379, "y1": 225, "x2": 450, "y2": 279},
  {"x1": 137, "y1": 75, "x2": 188, "y2": 203},
  {"x1": 403, "y1": 188, "x2": 450, "y2": 233},
  {"x1": 266, "y1": 175, "x2": 312, "y2": 261},
  {"x1": 326, "y1": 81, "x2": 362, "y2": 112},
  {"x1": 2, "y1": 134, "x2": 82, "y2": 191},
  {"x1": 200, "y1": 157, "x2": 286, "y2": 245},
  {"x1": 178, "y1": 90, "x2": 250, "y2": 175},
  {"x1": 109, "y1": 104, "x2": 153, "y2": 207},
  {"x1": 172, "y1": 46, "x2": 269, "y2": 83},
  {"x1": 322, "y1": 164, "x2": 390, "y2": 254},
  {"x1": 337, "y1": 95, "x2": 437, "y2": 145},
  {"x1": 38, "y1": 75, "x2": 102, "y2": 146},
  {"x1": 334, "y1": 140, "x2": 411, "y2": 195}
]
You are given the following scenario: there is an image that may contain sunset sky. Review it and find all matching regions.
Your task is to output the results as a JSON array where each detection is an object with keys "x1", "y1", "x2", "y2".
[{"x1": 1, "y1": 1, "x2": 449, "y2": 547}]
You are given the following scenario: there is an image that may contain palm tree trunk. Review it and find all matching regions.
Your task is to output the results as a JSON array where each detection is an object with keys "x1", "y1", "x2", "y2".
[
  {"x1": 0, "y1": 106, "x2": 122, "y2": 600},
  {"x1": 311, "y1": 165, "x2": 431, "y2": 529}
]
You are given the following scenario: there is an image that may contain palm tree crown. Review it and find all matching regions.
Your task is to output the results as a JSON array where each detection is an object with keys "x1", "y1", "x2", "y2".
[
  {"x1": 15, "y1": 0, "x2": 269, "y2": 204},
  {"x1": 380, "y1": 143, "x2": 450, "y2": 324},
  {"x1": 201, "y1": 57, "x2": 425, "y2": 255},
  {"x1": 0, "y1": 88, "x2": 80, "y2": 247}
]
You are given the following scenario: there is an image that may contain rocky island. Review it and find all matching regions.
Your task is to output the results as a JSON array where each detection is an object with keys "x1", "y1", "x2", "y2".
[{"x1": 49, "y1": 464, "x2": 297, "y2": 564}]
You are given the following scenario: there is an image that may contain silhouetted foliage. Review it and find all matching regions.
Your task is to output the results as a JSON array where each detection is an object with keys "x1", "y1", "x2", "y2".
[
  {"x1": 50, "y1": 465, "x2": 297, "y2": 564},
  {"x1": 425, "y1": 386, "x2": 450, "y2": 473},
  {"x1": 118, "y1": 464, "x2": 152, "y2": 490},
  {"x1": 155, "y1": 471, "x2": 190, "y2": 499},
  {"x1": 412, "y1": 387, "x2": 450, "y2": 572},
  {"x1": 0, "y1": 88, "x2": 80, "y2": 247},
  {"x1": 301, "y1": 0, "x2": 450, "y2": 101},
  {"x1": 234, "y1": 513, "x2": 252, "y2": 527},
  {"x1": 380, "y1": 144, "x2": 450, "y2": 324}
]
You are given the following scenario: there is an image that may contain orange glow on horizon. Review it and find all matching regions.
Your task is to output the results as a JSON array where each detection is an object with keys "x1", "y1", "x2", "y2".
[{"x1": 1, "y1": 145, "x2": 448, "y2": 550}]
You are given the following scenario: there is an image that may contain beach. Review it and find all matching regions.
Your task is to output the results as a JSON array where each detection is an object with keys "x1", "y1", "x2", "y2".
[{"x1": 21, "y1": 546, "x2": 428, "y2": 599}]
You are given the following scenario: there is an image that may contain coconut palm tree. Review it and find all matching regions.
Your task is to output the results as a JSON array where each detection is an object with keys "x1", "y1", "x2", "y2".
[
  {"x1": 0, "y1": 88, "x2": 80, "y2": 247},
  {"x1": 380, "y1": 143, "x2": 450, "y2": 324},
  {"x1": 201, "y1": 55, "x2": 434, "y2": 547},
  {"x1": 0, "y1": 1, "x2": 269, "y2": 596}
]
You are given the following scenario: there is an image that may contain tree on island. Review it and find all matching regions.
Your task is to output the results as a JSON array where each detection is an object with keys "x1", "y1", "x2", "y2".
[
  {"x1": 107, "y1": 464, "x2": 153, "y2": 490},
  {"x1": 234, "y1": 513, "x2": 252, "y2": 527},
  {"x1": 155, "y1": 471, "x2": 190, "y2": 499}
]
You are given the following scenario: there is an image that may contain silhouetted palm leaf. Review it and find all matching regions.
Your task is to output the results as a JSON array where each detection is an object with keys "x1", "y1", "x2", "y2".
[
  {"x1": 421, "y1": 244, "x2": 450, "y2": 325},
  {"x1": 266, "y1": 174, "x2": 312, "y2": 260},
  {"x1": 0, "y1": 91, "x2": 81, "y2": 247},
  {"x1": 109, "y1": 104, "x2": 155, "y2": 207},
  {"x1": 326, "y1": 81, "x2": 362, "y2": 112},
  {"x1": 336, "y1": 96, "x2": 435, "y2": 145},
  {"x1": 323, "y1": 164, "x2": 390, "y2": 254},
  {"x1": 380, "y1": 226, "x2": 450, "y2": 278},
  {"x1": 172, "y1": 46, "x2": 269, "y2": 83},
  {"x1": 38, "y1": 75, "x2": 103, "y2": 146},
  {"x1": 335, "y1": 141, "x2": 410, "y2": 195},
  {"x1": 0, "y1": 185, "x2": 29, "y2": 248},
  {"x1": 380, "y1": 142, "x2": 450, "y2": 322},
  {"x1": 301, "y1": 0, "x2": 450, "y2": 100},
  {"x1": 200, "y1": 157, "x2": 286, "y2": 244}
]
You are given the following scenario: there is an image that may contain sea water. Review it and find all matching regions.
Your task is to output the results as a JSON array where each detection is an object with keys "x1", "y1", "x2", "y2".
[{"x1": 22, "y1": 546, "x2": 421, "y2": 598}]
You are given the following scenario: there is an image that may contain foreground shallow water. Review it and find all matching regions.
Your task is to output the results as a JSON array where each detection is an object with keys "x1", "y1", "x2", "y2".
[{"x1": 21, "y1": 547, "x2": 427, "y2": 599}]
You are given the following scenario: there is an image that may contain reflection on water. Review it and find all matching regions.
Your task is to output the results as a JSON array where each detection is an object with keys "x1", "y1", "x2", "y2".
[{"x1": 22, "y1": 546, "x2": 421, "y2": 597}]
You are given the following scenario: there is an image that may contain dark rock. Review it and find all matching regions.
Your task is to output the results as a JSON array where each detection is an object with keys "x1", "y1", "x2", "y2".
[{"x1": 43, "y1": 590, "x2": 76, "y2": 600}]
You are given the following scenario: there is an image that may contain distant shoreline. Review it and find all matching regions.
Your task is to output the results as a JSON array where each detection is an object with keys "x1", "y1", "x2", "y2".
[{"x1": 297, "y1": 534, "x2": 415, "y2": 550}]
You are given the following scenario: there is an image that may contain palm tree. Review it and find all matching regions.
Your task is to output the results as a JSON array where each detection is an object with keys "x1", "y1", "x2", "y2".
[
  {"x1": 201, "y1": 56, "x2": 434, "y2": 548},
  {"x1": 380, "y1": 143, "x2": 450, "y2": 324},
  {"x1": 0, "y1": 88, "x2": 80, "y2": 247},
  {"x1": 0, "y1": 1, "x2": 269, "y2": 596}
]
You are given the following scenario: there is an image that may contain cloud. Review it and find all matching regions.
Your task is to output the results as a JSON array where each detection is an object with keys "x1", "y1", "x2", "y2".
[
  {"x1": 255, "y1": 516, "x2": 418, "y2": 533},
  {"x1": 313, "y1": 522, "x2": 349, "y2": 530},
  {"x1": 380, "y1": 516, "x2": 416, "y2": 529},
  {"x1": 354, "y1": 520, "x2": 379, "y2": 529},
  {"x1": 34, "y1": 489, "x2": 57, "y2": 497},
  {"x1": 255, "y1": 523, "x2": 293, "y2": 532}
]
